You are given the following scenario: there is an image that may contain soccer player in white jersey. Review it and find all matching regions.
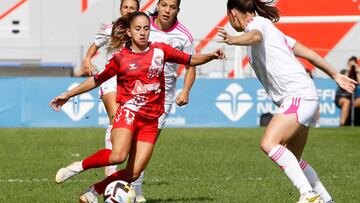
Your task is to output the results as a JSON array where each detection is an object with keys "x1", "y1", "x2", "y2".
[
  {"x1": 80, "y1": 1, "x2": 146, "y2": 202},
  {"x1": 148, "y1": 0, "x2": 196, "y2": 131},
  {"x1": 218, "y1": 0, "x2": 358, "y2": 203}
]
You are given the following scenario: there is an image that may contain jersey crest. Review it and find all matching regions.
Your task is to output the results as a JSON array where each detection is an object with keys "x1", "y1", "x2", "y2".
[
  {"x1": 167, "y1": 38, "x2": 183, "y2": 50},
  {"x1": 148, "y1": 49, "x2": 164, "y2": 79}
]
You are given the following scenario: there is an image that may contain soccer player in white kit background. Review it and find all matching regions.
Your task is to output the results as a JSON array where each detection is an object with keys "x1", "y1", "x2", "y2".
[
  {"x1": 148, "y1": 0, "x2": 196, "y2": 132},
  {"x1": 217, "y1": 0, "x2": 358, "y2": 203}
]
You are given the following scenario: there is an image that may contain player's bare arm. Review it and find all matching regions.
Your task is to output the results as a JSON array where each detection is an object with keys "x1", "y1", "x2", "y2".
[
  {"x1": 217, "y1": 27, "x2": 262, "y2": 46},
  {"x1": 49, "y1": 77, "x2": 100, "y2": 111},
  {"x1": 293, "y1": 41, "x2": 358, "y2": 93},
  {"x1": 190, "y1": 49, "x2": 225, "y2": 66},
  {"x1": 82, "y1": 43, "x2": 99, "y2": 76},
  {"x1": 176, "y1": 65, "x2": 196, "y2": 106}
]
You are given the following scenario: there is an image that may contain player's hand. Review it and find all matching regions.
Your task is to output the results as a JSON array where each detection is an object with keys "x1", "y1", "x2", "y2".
[
  {"x1": 49, "y1": 95, "x2": 70, "y2": 112},
  {"x1": 176, "y1": 91, "x2": 189, "y2": 106},
  {"x1": 82, "y1": 58, "x2": 95, "y2": 76},
  {"x1": 217, "y1": 26, "x2": 234, "y2": 45},
  {"x1": 211, "y1": 49, "x2": 226, "y2": 60},
  {"x1": 334, "y1": 73, "x2": 358, "y2": 93}
]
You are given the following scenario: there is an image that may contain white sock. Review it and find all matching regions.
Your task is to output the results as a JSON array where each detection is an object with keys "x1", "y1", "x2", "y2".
[
  {"x1": 104, "y1": 125, "x2": 117, "y2": 173},
  {"x1": 105, "y1": 125, "x2": 113, "y2": 149},
  {"x1": 268, "y1": 145, "x2": 313, "y2": 195},
  {"x1": 300, "y1": 160, "x2": 332, "y2": 202},
  {"x1": 131, "y1": 171, "x2": 144, "y2": 196}
]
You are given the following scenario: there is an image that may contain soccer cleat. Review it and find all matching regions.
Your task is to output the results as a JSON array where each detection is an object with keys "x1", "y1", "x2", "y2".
[
  {"x1": 132, "y1": 180, "x2": 146, "y2": 203},
  {"x1": 135, "y1": 195, "x2": 146, "y2": 203},
  {"x1": 297, "y1": 192, "x2": 321, "y2": 203},
  {"x1": 79, "y1": 188, "x2": 98, "y2": 203},
  {"x1": 55, "y1": 161, "x2": 83, "y2": 183}
]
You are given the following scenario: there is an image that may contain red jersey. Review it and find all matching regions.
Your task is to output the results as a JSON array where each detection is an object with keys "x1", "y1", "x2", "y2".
[{"x1": 95, "y1": 42, "x2": 191, "y2": 119}]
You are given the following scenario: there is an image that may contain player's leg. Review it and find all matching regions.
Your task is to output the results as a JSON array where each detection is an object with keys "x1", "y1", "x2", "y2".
[
  {"x1": 79, "y1": 140, "x2": 154, "y2": 203},
  {"x1": 286, "y1": 124, "x2": 334, "y2": 202},
  {"x1": 261, "y1": 98, "x2": 320, "y2": 202},
  {"x1": 80, "y1": 118, "x2": 158, "y2": 202},
  {"x1": 130, "y1": 103, "x2": 171, "y2": 202},
  {"x1": 100, "y1": 76, "x2": 120, "y2": 176},
  {"x1": 55, "y1": 127, "x2": 133, "y2": 183}
]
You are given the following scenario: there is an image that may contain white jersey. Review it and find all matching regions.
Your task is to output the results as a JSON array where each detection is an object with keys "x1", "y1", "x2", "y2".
[
  {"x1": 149, "y1": 16, "x2": 195, "y2": 104},
  {"x1": 93, "y1": 23, "x2": 118, "y2": 95},
  {"x1": 94, "y1": 23, "x2": 114, "y2": 63},
  {"x1": 245, "y1": 16, "x2": 318, "y2": 106}
]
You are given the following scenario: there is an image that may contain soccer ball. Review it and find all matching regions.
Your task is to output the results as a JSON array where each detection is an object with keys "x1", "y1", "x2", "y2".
[{"x1": 104, "y1": 180, "x2": 136, "y2": 203}]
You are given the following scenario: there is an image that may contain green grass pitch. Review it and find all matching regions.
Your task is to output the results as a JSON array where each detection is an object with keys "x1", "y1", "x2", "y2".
[{"x1": 0, "y1": 128, "x2": 359, "y2": 202}]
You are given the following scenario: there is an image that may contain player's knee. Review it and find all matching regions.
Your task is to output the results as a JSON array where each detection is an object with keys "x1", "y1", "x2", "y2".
[
  {"x1": 109, "y1": 152, "x2": 127, "y2": 164},
  {"x1": 260, "y1": 137, "x2": 277, "y2": 154}
]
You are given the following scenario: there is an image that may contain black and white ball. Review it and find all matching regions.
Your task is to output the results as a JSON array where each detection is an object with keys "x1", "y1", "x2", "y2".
[{"x1": 104, "y1": 180, "x2": 136, "y2": 203}]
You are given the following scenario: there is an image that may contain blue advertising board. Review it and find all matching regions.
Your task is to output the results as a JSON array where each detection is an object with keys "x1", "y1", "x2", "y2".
[{"x1": 0, "y1": 77, "x2": 340, "y2": 128}]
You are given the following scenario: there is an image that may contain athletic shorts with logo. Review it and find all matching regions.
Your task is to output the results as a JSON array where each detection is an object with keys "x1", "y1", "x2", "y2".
[
  {"x1": 276, "y1": 97, "x2": 319, "y2": 127},
  {"x1": 113, "y1": 106, "x2": 159, "y2": 144}
]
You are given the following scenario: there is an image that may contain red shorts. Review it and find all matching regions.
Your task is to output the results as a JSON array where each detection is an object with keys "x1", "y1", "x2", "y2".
[{"x1": 113, "y1": 107, "x2": 159, "y2": 144}]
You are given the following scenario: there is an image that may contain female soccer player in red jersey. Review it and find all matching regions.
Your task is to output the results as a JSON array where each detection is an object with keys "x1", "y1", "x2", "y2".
[
  {"x1": 79, "y1": 0, "x2": 140, "y2": 175},
  {"x1": 217, "y1": 0, "x2": 357, "y2": 202},
  {"x1": 77, "y1": 1, "x2": 147, "y2": 201},
  {"x1": 50, "y1": 12, "x2": 225, "y2": 203}
]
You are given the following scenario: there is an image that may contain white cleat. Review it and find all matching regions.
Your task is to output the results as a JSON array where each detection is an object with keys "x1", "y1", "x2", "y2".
[
  {"x1": 135, "y1": 195, "x2": 146, "y2": 203},
  {"x1": 79, "y1": 188, "x2": 98, "y2": 203},
  {"x1": 297, "y1": 192, "x2": 321, "y2": 203},
  {"x1": 55, "y1": 161, "x2": 83, "y2": 183}
]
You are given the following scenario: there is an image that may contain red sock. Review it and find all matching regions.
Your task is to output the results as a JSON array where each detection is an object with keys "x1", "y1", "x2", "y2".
[
  {"x1": 82, "y1": 149, "x2": 112, "y2": 170},
  {"x1": 93, "y1": 169, "x2": 130, "y2": 195}
]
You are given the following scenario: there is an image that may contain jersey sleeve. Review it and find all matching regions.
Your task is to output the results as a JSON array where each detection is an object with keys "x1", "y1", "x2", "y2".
[
  {"x1": 245, "y1": 17, "x2": 265, "y2": 33},
  {"x1": 94, "y1": 54, "x2": 119, "y2": 83},
  {"x1": 94, "y1": 24, "x2": 112, "y2": 48},
  {"x1": 160, "y1": 43, "x2": 191, "y2": 65},
  {"x1": 284, "y1": 34, "x2": 297, "y2": 49}
]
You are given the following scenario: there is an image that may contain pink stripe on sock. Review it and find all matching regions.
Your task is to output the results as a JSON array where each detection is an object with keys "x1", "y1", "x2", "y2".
[
  {"x1": 300, "y1": 160, "x2": 308, "y2": 170},
  {"x1": 271, "y1": 146, "x2": 286, "y2": 162}
]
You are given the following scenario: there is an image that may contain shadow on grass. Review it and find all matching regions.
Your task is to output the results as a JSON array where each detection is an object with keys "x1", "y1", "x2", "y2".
[{"x1": 146, "y1": 196, "x2": 214, "y2": 202}]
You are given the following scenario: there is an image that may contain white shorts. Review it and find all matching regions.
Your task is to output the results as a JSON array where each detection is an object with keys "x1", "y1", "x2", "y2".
[
  {"x1": 276, "y1": 97, "x2": 319, "y2": 127},
  {"x1": 158, "y1": 104, "x2": 173, "y2": 129},
  {"x1": 99, "y1": 75, "x2": 117, "y2": 97}
]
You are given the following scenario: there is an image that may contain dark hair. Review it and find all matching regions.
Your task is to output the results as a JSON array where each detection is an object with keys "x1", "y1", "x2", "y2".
[
  {"x1": 149, "y1": 0, "x2": 181, "y2": 20},
  {"x1": 108, "y1": 12, "x2": 150, "y2": 52},
  {"x1": 120, "y1": 0, "x2": 140, "y2": 11},
  {"x1": 348, "y1": 56, "x2": 358, "y2": 64},
  {"x1": 227, "y1": 0, "x2": 279, "y2": 22},
  {"x1": 347, "y1": 56, "x2": 358, "y2": 80}
]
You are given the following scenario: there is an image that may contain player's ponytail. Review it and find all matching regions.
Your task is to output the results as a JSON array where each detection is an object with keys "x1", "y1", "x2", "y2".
[
  {"x1": 107, "y1": 15, "x2": 131, "y2": 52},
  {"x1": 227, "y1": 0, "x2": 279, "y2": 22},
  {"x1": 108, "y1": 12, "x2": 150, "y2": 52}
]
